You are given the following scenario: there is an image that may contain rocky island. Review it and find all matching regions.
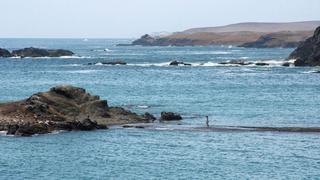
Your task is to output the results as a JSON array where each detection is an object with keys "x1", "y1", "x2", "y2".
[
  {"x1": 0, "y1": 85, "x2": 154, "y2": 136},
  {"x1": 0, "y1": 47, "x2": 74, "y2": 58},
  {"x1": 118, "y1": 21, "x2": 320, "y2": 48},
  {"x1": 288, "y1": 26, "x2": 320, "y2": 66}
]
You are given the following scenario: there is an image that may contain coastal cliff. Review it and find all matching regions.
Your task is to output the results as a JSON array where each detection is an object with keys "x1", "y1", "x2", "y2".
[
  {"x1": 239, "y1": 31, "x2": 312, "y2": 48},
  {"x1": 288, "y1": 26, "x2": 320, "y2": 66},
  {"x1": 119, "y1": 21, "x2": 320, "y2": 47}
]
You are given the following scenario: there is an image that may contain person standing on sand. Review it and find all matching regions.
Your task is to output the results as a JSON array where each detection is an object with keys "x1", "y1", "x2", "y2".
[{"x1": 206, "y1": 116, "x2": 209, "y2": 127}]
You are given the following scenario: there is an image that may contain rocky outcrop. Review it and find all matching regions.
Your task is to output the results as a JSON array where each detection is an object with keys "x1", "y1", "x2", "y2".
[
  {"x1": 288, "y1": 26, "x2": 320, "y2": 66},
  {"x1": 0, "y1": 85, "x2": 151, "y2": 136},
  {"x1": 0, "y1": 48, "x2": 12, "y2": 57},
  {"x1": 131, "y1": 34, "x2": 158, "y2": 46},
  {"x1": 11, "y1": 47, "x2": 74, "y2": 57},
  {"x1": 143, "y1": 112, "x2": 156, "y2": 122},
  {"x1": 239, "y1": 31, "x2": 312, "y2": 48},
  {"x1": 160, "y1": 112, "x2": 182, "y2": 121},
  {"x1": 169, "y1": 61, "x2": 191, "y2": 66}
]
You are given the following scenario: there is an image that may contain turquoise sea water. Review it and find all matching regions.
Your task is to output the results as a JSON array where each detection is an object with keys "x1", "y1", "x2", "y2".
[{"x1": 0, "y1": 39, "x2": 320, "y2": 179}]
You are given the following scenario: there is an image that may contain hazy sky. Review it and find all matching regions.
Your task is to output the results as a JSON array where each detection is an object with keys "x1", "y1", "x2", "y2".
[{"x1": 1, "y1": 0, "x2": 319, "y2": 38}]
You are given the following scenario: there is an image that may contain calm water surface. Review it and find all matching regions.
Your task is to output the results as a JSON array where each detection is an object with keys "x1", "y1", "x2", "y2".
[{"x1": 0, "y1": 39, "x2": 319, "y2": 179}]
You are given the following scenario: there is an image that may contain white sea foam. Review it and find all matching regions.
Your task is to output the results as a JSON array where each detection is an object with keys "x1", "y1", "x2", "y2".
[
  {"x1": 240, "y1": 57, "x2": 249, "y2": 59},
  {"x1": 59, "y1": 64, "x2": 83, "y2": 67},
  {"x1": 90, "y1": 59, "x2": 293, "y2": 68},
  {"x1": 0, "y1": 131, "x2": 8, "y2": 136},
  {"x1": 157, "y1": 51, "x2": 232, "y2": 55},
  {"x1": 58, "y1": 56, "x2": 89, "y2": 59},
  {"x1": 137, "y1": 105, "x2": 149, "y2": 109},
  {"x1": 50, "y1": 130, "x2": 67, "y2": 134},
  {"x1": 67, "y1": 70, "x2": 101, "y2": 74},
  {"x1": 302, "y1": 70, "x2": 320, "y2": 74}
]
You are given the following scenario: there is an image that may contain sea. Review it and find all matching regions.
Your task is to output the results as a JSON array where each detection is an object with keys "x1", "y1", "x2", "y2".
[{"x1": 0, "y1": 39, "x2": 319, "y2": 179}]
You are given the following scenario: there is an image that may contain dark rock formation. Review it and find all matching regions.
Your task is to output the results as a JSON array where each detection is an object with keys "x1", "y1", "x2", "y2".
[
  {"x1": 0, "y1": 85, "x2": 150, "y2": 136},
  {"x1": 143, "y1": 112, "x2": 156, "y2": 122},
  {"x1": 239, "y1": 31, "x2": 311, "y2": 48},
  {"x1": 169, "y1": 61, "x2": 191, "y2": 66},
  {"x1": 0, "y1": 48, "x2": 12, "y2": 57},
  {"x1": 160, "y1": 112, "x2": 182, "y2": 121},
  {"x1": 11, "y1": 47, "x2": 74, "y2": 57},
  {"x1": 131, "y1": 34, "x2": 158, "y2": 46},
  {"x1": 288, "y1": 26, "x2": 320, "y2": 66},
  {"x1": 282, "y1": 62, "x2": 291, "y2": 67},
  {"x1": 255, "y1": 62, "x2": 269, "y2": 66}
]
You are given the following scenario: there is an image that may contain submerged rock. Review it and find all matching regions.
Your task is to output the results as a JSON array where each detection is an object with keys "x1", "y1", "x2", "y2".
[
  {"x1": 288, "y1": 26, "x2": 320, "y2": 66},
  {"x1": 89, "y1": 61, "x2": 127, "y2": 65},
  {"x1": 11, "y1": 47, "x2": 74, "y2": 57},
  {"x1": 282, "y1": 62, "x2": 291, "y2": 67},
  {"x1": 0, "y1": 85, "x2": 149, "y2": 136},
  {"x1": 255, "y1": 62, "x2": 269, "y2": 66},
  {"x1": 0, "y1": 48, "x2": 12, "y2": 57},
  {"x1": 169, "y1": 61, "x2": 191, "y2": 66},
  {"x1": 160, "y1": 112, "x2": 182, "y2": 121}
]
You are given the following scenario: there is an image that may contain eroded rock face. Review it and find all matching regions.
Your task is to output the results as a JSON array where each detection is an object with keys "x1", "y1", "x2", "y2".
[
  {"x1": 0, "y1": 48, "x2": 12, "y2": 57},
  {"x1": 11, "y1": 47, "x2": 74, "y2": 57},
  {"x1": 288, "y1": 26, "x2": 320, "y2": 66},
  {"x1": 160, "y1": 112, "x2": 182, "y2": 121},
  {"x1": 0, "y1": 85, "x2": 151, "y2": 136}
]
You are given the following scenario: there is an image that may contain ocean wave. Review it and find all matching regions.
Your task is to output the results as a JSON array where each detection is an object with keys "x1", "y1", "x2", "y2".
[
  {"x1": 157, "y1": 51, "x2": 232, "y2": 55},
  {"x1": 240, "y1": 57, "x2": 249, "y2": 59},
  {"x1": 302, "y1": 70, "x2": 320, "y2": 74},
  {"x1": 9, "y1": 56, "x2": 89, "y2": 59},
  {"x1": 92, "y1": 48, "x2": 113, "y2": 52},
  {"x1": 83, "y1": 57, "x2": 294, "y2": 67},
  {"x1": 61, "y1": 64, "x2": 83, "y2": 67}
]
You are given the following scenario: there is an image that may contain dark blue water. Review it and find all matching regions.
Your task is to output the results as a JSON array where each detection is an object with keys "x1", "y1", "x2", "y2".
[{"x1": 0, "y1": 39, "x2": 320, "y2": 179}]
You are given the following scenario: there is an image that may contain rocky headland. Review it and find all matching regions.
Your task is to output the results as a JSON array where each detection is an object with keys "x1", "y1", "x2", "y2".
[
  {"x1": 118, "y1": 21, "x2": 320, "y2": 47},
  {"x1": 0, "y1": 47, "x2": 74, "y2": 58},
  {"x1": 288, "y1": 26, "x2": 320, "y2": 66},
  {"x1": 0, "y1": 85, "x2": 155, "y2": 136}
]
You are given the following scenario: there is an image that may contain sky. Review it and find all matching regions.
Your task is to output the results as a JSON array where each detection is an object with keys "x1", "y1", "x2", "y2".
[{"x1": 0, "y1": 0, "x2": 319, "y2": 38}]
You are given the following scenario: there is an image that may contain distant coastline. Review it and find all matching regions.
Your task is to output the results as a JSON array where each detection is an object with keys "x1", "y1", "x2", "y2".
[{"x1": 118, "y1": 21, "x2": 320, "y2": 48}]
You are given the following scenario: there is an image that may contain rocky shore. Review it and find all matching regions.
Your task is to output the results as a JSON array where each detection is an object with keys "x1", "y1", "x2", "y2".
[
  {"x1": 0, "y1": 47, "x2": 74, "y2": 58},
  {"x1": 0, "y1": 85, "x2": 155, "y2": 136},
  {"x1": 288, "y1": 26, "x2": 320, "y2": 66}
]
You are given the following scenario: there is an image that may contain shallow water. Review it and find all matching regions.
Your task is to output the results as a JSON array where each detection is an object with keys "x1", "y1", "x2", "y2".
[{"x1": 0, "y1": 39, "x2": 320, "y2": 179}]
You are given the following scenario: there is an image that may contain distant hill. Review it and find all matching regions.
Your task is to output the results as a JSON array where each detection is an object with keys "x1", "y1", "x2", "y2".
[
  {"x1": 118, "y1": 21, "x2": 320, "y2": 47},
  {"x1": 182, "y1": 21, "x2": 320, "y2": 34}
]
